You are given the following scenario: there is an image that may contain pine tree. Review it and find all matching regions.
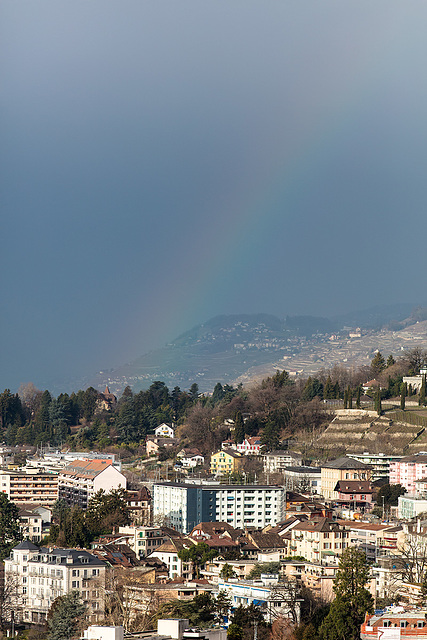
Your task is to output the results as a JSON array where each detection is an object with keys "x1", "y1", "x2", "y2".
[
  {"x1": 386, "y1": 354, "x2": 396, "y2": 368},
  {"x1": 376, "y1": 389, "x2": 382, "y2": 416},
  {"x1": 370, "y1": 351, "x2": 386, "y2": 378},
  {"x1": 319, "y1": 547, "x2": 373, "y2": 640},
  {"x1": 400, "y1": 382, "x2": 407, "y2": 411}
]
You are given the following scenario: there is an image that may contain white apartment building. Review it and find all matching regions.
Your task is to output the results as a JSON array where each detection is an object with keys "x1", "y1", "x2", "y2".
[
  {"x1": 116, "y1": 525, "x2": 166, "y2": 558},
  {"x1": 58, "y1": 459, "x2": 127, "y2": 508},
  {"x1": 0, "y1": 469, "x2": 58, "y2": 505},
  {"x1": 263, "y1": 451, "x2": 303, "y2": 474},
  {"x1": 153, "y1": 482, "x2": 285, "y2": 533},
  {"x1": 217, "y1": 576, "x2": 301, "y2": 624},
  {"x1": 5, "y1": 541, "x2": 107, "y2": 625}
]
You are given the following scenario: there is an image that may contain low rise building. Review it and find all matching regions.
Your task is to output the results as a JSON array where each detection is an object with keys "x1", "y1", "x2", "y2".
[
  {"x1": 210, "y1": 449, "x2": 243, "y2": 476},
  {"x1": 217, "y1": 576, "x2": 301, "y2": 624},
  {"x1": 290, "y1": 518, "x2": 348, "y2": 564},
  {"x1": 361, "y1": 608, "x2": 427, "y2": 639},
  {"x1": 263, "y1": 451, "x2": 303, "y2": 474},
  {"x1": 347, "y1": 452, "x2": 402, "y2": 483},
  {"x1": 320, "y1": 456, "x2": 371, "y2": 501},
  {"x1": 117, "y1": 525, "x2": 168, "y2": 558}
]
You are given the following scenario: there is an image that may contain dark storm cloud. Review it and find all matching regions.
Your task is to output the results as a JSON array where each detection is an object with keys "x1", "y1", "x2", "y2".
[{"x1": 2, "y1": 1, "x2": 427, "y2": 391}]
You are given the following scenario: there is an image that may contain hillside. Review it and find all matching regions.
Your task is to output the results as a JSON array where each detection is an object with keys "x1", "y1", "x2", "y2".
[{"x1": 82, "y1": 304, "x2": 427, "y2": 395}]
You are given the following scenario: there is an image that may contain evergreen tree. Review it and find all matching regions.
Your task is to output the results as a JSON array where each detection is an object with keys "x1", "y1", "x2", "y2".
[
  {"x1": 0, "y1": 493, "x2": 22, "y2": 561},
  {"x1": 323, "y1": 377, "x2": 334, "y2": 400},
  {"x1": 234, "y1": 411, "x2": 245, "y2": 444},
  {"x1": 370, "y1": 351, "x2": 386, "y2": 378},
  {"x1": 47, "y1": 591, "x2": 86, "y2": 640},
  {"x1": 419, "y1": 375, "x2": 426, "y2": 407},
  {"x1": 386, "y1": 354, "x2": 396, "y2": 368},
  {"x1": 347, "y1": 386, "x2": 353, "y2": 410},
  {"x1": 356, "y1": 385, "x2": 361, "y2": 409},
  {"x1": 400, "y1": 382, "x2": 407, "y2": 411},
  {"x1": 343, "y1": 389, "x2": 348, "y2": 410},
  {"x1": 319, "y1": 547, "x2": 373, "y2": 640},
  {"x1": 333, "y1": 381, "x2": 341, "y2": 400},
  {"x1": 212, "y1": 383, "x2": 225, "y2": 404}
]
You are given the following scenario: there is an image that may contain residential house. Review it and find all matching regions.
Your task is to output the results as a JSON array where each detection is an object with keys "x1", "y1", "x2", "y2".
[
  {"x1": 154, "y1": 423, "x2": 175, "y2": 438},
  {"x1": 147, "y1": 538, "x2": 194, "y2": 579},
  {"x1": 236, "y1": 438, "x2": 262, "y2": 456},
  {"x1": 126, "y1": 487, "x2": 151, "y2": 526},
  {"x1": 176, "y1": 448, "x2": 205, "y2": 468},
  {"x1": 146, "y1": 437, "x2": 180, "y2": 457},
  {"x1": 95, "y1": 386, "x2": 117, "y2": 413},
  {"x1": 117, "y1": 525, "x2": 170, "y2": 559}
]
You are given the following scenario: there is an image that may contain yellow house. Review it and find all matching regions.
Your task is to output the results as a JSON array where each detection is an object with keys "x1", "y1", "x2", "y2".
[{"x1": 210, "y1": 449, "x2": 243, "y2": 475}]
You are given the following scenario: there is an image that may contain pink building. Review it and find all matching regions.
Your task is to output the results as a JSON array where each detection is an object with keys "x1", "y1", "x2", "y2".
[{"x1": 389, "y1": 454, "x2": 427, "y2": 493}]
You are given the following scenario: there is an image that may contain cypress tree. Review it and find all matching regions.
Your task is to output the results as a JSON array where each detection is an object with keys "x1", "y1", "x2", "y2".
[
  {"x1": 419, "y1": 375, "x2": 426, "y2": 407},
  {"x1": 343, "y1": 389, "x2": 348, "y2": 410},
  {"x1": 234, "y1": 411, "x2": 245, "y2": 444},
  {"x1": 400, "y1": 382, "x2": 407, "y2": 411},
  {"x1": 377, "y1": 389, "x2": 382, "y2": 416},
  {"x1": 356, "y1": 385, "x2": 361, "y2": 409},
  {"x1": 347, "y1": 386, "x2": 353, "y2": 410},
  {"x1": 333, "y1": 381, "x2": 341, "y2": 400}
]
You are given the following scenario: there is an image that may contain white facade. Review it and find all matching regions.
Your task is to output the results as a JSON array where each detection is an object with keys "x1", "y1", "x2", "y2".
[
  {"x1": 83, "y1": 627, "x2": 124, "y2": 640},
  {"x1": 58, "y1": 460, "x2": 127, "y2": 508},
  {"x1": 5, "y1": 542, "x2": 107, "y2": 625},
  {"x1": 155, "y1": 423, "x2": 175, "y2": 438},
  {"x1": 217, "y1": 577, "x2": 300, "y2": 624},
  {"x1": 153, "y1": 482, "x2": 285, "y2": 533}
]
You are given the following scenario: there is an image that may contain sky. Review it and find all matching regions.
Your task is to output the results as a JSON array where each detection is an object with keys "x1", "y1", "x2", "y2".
[{"x1": 2, "y1": 1, "x2": 427, "y2": 393}]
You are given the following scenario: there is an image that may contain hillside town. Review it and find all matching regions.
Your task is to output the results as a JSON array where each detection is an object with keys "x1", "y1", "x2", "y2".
[{"x1": 3, "y1": 353, "x2": 427, "y2": 640}]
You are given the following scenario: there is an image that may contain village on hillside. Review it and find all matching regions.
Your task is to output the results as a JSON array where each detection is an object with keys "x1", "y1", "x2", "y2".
[{"x1": 3, "y1": 353, "x2": 427, "y2": 639}]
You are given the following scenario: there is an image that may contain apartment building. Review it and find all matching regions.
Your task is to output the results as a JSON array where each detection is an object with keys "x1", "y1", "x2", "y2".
[
  {"x1": 117, "y1": 525, "x2": 166, "y2": 558},
  {"x1": 58, "y1": 459, "x2": 127, "y2": 508},
  {"x1": 390, "y1": 454, "x2": 427, "y2": 493},
  {"x1": 348, "y1": 452, "x2": 402, "y2": 482},
  {"x1": 263, "y1": 451, "x2": 303, "y2": 474},
  {"x1": 320, "y1": 456, "x2": 371, "y2": 501},
  {"x1": 210, "y1": 449, "x2": 243, "y2": 475},
  {"x1": 290, "y1": 518, "x2": 348, "y2": 564},
  {"x1": 5, "y1": 541, "x2": 107, "y2": 625},
  {"x1": 0, "y1": 469, "x2": 58, "y2": 505},
  {"x1": 153, "y1": 482, "x2": 285, "y2": 533},
  {"x1": 217, "y1": 576, "x2": 301, "y2": 624},
  {"x1": 147, "y1": 538, "x2": 193, "y2": 579}
]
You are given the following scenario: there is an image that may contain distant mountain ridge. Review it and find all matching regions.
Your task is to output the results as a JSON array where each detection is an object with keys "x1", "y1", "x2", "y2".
[{"x1": 81, "y1": 302, "x2": 427, "y2": 396}]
